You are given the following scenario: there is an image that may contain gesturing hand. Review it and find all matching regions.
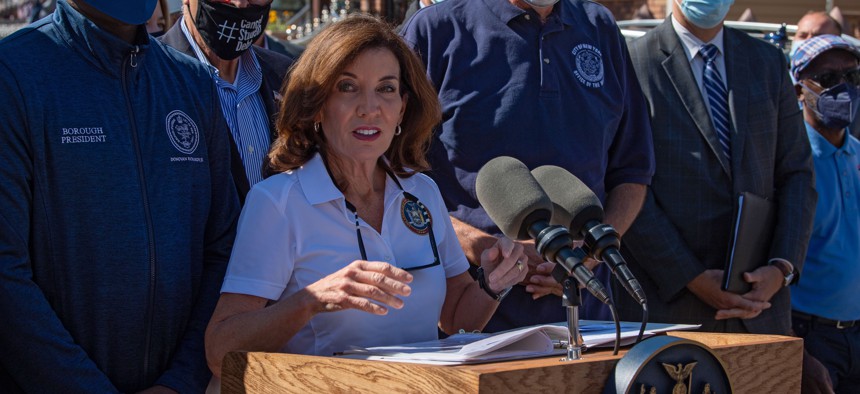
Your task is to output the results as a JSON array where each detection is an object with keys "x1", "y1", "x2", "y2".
[
  {"x1": 304, "y1": 260, "x2": 413, "y2": 315},
  {"x1": 479, "y1": 237, "x2": 528, "y2": 295}
]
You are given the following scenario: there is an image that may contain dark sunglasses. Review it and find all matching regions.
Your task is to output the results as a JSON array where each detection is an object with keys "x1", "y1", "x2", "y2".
[{"x1": 807, "y1": 66, "x2": 860, "y2": 89}]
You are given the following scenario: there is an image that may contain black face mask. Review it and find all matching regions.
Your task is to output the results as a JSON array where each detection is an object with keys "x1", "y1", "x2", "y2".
[{"x1": 192, "y1": 0, "x2": 270, "y2": 60}]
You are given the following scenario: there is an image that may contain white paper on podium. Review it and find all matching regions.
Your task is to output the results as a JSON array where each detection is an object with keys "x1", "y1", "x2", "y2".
[{"x1": 336, "y1": 321, "x2": 700, "y2": 365}]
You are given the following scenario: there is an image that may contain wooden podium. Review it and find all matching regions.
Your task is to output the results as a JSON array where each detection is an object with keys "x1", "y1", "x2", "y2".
[{"x1": 221, "y1": 332, "x2": 802, "y2": 393}]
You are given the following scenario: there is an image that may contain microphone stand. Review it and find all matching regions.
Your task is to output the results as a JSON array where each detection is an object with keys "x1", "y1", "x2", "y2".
[
  {"x1": 533, "y1": 224, "x2": 610, "y2": 362},
  {"x1": 555, "y1": 266, "x2": 583, "y2": 361}
]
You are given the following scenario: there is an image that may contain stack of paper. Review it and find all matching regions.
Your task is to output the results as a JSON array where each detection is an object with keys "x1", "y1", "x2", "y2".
[{"x1": 337, "y1": 321, "x2": 699, "y2": 365}]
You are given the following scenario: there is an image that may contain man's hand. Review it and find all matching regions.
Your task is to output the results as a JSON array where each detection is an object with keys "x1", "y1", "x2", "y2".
[
  {"x1": 801, "y1": 349, "x2": 835, "y2": 394},
  {"x1": 686, "y1": 269, "x2": 771, "y2": 320},
  {"x1": 740, "y1": 264, "x2": 784, "y2": 303},
  {"x1": 526, "y1": 261, "x2": 563, "y2": 299},
  {"x1": 525, "y1": 254, "x2": 599, "y2": 300}
]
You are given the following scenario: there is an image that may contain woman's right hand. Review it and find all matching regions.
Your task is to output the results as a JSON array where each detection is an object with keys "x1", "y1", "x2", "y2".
[{"x1": 303, "y1": 260, "x2": 414, "y2": 315}]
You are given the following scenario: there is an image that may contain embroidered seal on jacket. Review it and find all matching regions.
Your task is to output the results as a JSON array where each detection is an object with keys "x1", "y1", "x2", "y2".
[{"x1": 166, "y1": 110, "x2": 200, "y2": 154}]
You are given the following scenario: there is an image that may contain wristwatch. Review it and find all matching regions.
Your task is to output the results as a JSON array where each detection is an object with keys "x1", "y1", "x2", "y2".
[
  {"x1": 769, "y1": 260, "x2": 795, "y2": 287},
  {"x1": 477, "y1": 266, "x2": 512, "y2": 301}
]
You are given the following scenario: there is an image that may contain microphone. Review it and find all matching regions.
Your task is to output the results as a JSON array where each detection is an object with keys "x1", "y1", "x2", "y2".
[
  {"x1": 531, "y1": 165, "x2": 647, "y2": 306},
  {"x1": 475, "y1": 156, "x2": 610, "y2": 304}
]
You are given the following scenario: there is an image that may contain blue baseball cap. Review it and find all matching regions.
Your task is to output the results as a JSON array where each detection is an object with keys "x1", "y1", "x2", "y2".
[
  {"x1": 82, "y1": 0, "x2": 159, "y2": 25},
  {"x1": 791, "y1": 34, "x2": 860, "y2": 81}
]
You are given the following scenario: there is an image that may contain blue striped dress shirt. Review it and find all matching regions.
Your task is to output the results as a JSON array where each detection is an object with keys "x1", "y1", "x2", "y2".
[{"x1": 181, "y1": 19, "x2": 271, "y2": 186}]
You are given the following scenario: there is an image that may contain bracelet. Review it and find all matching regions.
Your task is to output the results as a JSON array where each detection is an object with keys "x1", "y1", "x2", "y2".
[{"x1": 476, "y1": 266, "x2": 512, "y2": 301}]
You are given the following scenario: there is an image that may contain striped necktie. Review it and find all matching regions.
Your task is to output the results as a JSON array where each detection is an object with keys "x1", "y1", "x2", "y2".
[{"x1": 700, "y1": 44, "x2": 731, "y2": 165}]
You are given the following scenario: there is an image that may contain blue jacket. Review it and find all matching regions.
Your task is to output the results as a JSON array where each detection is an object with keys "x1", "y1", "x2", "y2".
[{"x1": 0, "y1": 1, "x2": 240, "y2": 392}]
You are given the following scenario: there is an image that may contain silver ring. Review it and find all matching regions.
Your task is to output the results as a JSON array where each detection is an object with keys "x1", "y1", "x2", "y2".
[{"x1": 516, "y1": 260, "x2": 524, "y2": 272}]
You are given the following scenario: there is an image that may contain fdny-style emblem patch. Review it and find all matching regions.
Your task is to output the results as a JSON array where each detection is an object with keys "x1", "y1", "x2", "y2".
[
  {"x1": 401, "y1": 199, "x2": 431, "y2": 235},
  {"x1": 572, "y1": 43, "x2": 604, "y2": 88},
  {"x1": 166, "y1": 110, "x2": 200, "y2": 154}
]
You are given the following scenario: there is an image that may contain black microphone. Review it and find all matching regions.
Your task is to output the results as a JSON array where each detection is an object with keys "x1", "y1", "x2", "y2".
[
  {"x1": 475, "y1": 157, "x2": 610, "y2": 304},
  {"x1": 531, "y1": 165, "x2": 647, "y2": 306}
]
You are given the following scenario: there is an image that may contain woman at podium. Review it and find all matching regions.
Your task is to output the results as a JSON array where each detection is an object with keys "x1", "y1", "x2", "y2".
[{"x1": 203, "y1": 15, "x2": 528, "y2": 378}]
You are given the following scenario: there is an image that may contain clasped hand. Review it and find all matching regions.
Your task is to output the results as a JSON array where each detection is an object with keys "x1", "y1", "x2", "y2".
[{"x1": 688, "y1": 265, "x2": 784, "y2": 320}]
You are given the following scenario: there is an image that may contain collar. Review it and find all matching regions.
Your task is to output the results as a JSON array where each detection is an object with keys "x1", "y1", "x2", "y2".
[
  {"x1": 54, "y1": 0, "x2": 150, "y2": 78},
  {"x1": 482, "y1": 0, "x2": 569, "y2": 26},
  {"x1": 806, "y1": 122, "x2": 856, "y2": 158},
  {"x1": 482, "y1": 0, "x2": 526, "y2": 24},
  {"x1": 296, "y1": 153, "x2": 411, "y2": 206},
  {"x1": 671, "y1": 13, "x2": 725, "y2": 63},
  {"x1": 180, "y1": 16, "x2": 262, "y2": 85},
  {"x1": 296, "y1": 153, "x2": 344, "y2": 205}
]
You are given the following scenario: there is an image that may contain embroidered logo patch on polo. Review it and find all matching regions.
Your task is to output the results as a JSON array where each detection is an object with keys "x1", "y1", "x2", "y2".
[
  {"x1": 401, "y1": 199, "x2": 431, "y2": 235},
  {"x1": 165, "y1": 110, "x2": 200, "y2": 155},
  {"x1": 572, "y1": 43, "x2": 604, "y2": 88}
]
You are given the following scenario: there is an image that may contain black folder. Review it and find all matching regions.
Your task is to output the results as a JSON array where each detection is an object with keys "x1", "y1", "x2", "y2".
[{"x1": 722, "y1": 192, "x2": 776, "y2": 294}]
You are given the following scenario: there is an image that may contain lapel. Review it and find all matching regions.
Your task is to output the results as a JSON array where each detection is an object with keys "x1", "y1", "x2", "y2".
[
  {"x1": 723, "y1": 27, "x2": 749, "y2": 182},
  {"x1": 158, "y1": 21, "x2": 194, "y2": 58},
  {"x1": 254, "y1": 48, "x2": 280, "y2": 143},
  {"x1": 657, "y1": 21, "x2": 732, "y2": 177}
]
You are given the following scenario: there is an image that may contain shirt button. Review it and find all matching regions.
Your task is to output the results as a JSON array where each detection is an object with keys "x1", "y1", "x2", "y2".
[
  {"x1": 543, "y1": 58, "x2": 550, "y2": 64},
  {"x1": 524, "y1": 14, "x2": 530, "y2": 20},
  {"x1": 248, "y1": 145, "x2": 255, "y2": 154}
]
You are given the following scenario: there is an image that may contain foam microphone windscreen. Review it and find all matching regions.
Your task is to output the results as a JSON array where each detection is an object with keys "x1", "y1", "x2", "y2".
[
  {"x1": 531, "y1": 165, "x2": 604, "y2": 236},
  {"x1": 476, "y1": 157, "x2": 553, "y2": 240}
]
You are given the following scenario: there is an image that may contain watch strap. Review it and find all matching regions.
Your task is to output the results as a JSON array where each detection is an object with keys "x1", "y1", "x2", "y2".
[
  {"x1": 769, "y1": 260, "x2": 795, "y2": 287},
  {"x1": 477, "y1": 266, "x2": 510, "y2": 301}
]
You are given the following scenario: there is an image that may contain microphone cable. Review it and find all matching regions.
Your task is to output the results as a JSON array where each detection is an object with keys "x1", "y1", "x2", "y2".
[
  {"x1": 608, "y1": 297, "x2": 621, "y2": 356},
  {"x1": 636, "y1": 302, "x2": 648, "y2": 345}
]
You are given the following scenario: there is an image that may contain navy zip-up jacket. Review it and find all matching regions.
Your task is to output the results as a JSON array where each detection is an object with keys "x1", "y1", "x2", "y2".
[{"x1": 0, "y1": 1, "x2": 240, "y2": 392}]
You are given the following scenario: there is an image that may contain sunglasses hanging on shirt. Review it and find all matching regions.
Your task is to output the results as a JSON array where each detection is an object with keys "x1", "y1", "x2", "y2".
[{"x1": 324, "y1": 158, "x2": 441, "y2": 272}]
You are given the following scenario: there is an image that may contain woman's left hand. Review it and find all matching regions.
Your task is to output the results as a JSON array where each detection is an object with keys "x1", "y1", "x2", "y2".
[{"x1": 479, "y1": 237, "x2": 528, "y2": 295}]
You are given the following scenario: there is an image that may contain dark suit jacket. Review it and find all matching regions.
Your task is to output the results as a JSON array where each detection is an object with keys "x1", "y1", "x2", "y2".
[
  {"x1": 618, "y1": 19, "x2": 816, "y2": 335},
  {"x1": 159, "y1": 22, "x2": 293, "y2": 203}
]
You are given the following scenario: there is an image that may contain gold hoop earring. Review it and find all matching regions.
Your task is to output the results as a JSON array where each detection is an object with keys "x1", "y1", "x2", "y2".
[
  {"x1": 394, "y1": 125, "x2": 402, "y2": 136},
  {"x1": 314, "y1": 122, "x2": 321, "y2": 133}
]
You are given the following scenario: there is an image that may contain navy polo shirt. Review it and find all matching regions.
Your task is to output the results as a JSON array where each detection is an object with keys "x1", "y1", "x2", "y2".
[{"x1": 403, "y1": 0, "x2": 655, "y2": 330}]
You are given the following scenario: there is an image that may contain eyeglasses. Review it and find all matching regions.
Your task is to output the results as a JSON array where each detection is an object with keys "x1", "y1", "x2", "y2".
[
  {"x1": 324, "y1": 155, "x2": 441, "y2": 272},
  {"x1": 806, "y1": 66, "x2": 860, "y2": 89},
  {"x1": 345, "y1": 191, "x2": 441, "y2": 272}
]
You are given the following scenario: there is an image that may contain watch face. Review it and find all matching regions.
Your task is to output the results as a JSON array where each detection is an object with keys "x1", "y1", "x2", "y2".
[
  {"x1": 497, "y1": 286, "x2": 512, "y2": 301},
  {"x1": 784, "y1": 272, "x2": 795, "y2": 287}
]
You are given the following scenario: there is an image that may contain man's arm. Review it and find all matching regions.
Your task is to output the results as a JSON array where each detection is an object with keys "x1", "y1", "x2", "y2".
[
  {"x1": 603, "y1": 183, "x2": 646, "y2": 236},
  {"x1": 767, "y1": 52, "x2": 816, "y2": 279},
  {"x1": 0, "y1": 63, "x2": 117, "y2": 392},
  {"x1": 722, "y1": 51, "x2": 817, "y2": 315},
  {"x1": 154, "y1": 85, "x2": 241, "y2": 393}
]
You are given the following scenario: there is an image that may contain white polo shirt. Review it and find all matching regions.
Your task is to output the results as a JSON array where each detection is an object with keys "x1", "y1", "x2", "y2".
[{"x1": 222, "y1": 153, "x2": 470, "y2": 356}]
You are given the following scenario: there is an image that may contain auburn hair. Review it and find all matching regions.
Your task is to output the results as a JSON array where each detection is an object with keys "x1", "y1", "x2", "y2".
[{"x1": 266, "y1": 14, "x2": 441, "y2": 179}]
